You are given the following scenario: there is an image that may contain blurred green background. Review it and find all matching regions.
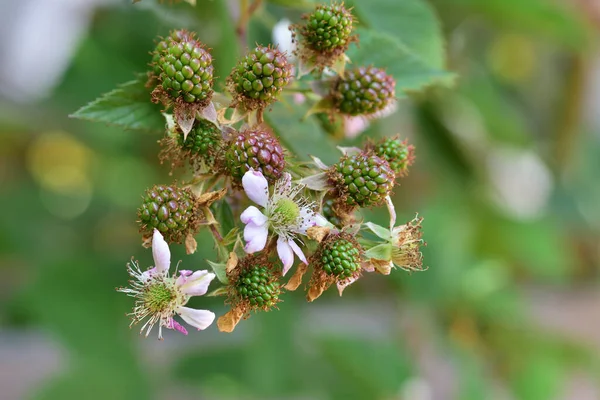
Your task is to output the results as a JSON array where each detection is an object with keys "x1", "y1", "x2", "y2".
[{"x1": 1, "y1": 0, "x2": 600, "y2": 399}]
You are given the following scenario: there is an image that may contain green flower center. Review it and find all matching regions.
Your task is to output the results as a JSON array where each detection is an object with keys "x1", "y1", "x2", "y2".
[
  {"x1": 144, "y1": 281, "x2": 176, "y2": 313},
  {"x1": 272, "y1": 198, "x2": 300, "y2": 226}
]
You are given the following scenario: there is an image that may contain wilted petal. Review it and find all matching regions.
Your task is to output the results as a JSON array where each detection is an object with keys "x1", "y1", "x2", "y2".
[
  {"x1": 242, "y1": 170, "x2": 269, "y2": 207},
  {"x1": 288, "y1": 240, "x2": 307, "y2": 265},
  {"x1": 241, "y1": 206, "x2": 268, "y2": 226},
  {"x1": 277, "y1": 238, "x2": 294, "y2": 275},
  {"x1": 164, "y1": 317, "x2": 188, "y2": 335},
  {"x1": 244, "y1": 222, "x2": 269, "y2": 253},
  {"x1": 178, "y1": 270, "x2": 216, "y2": 296},
  {"x1": 177, "y1": 307, "x2": 216, "y2": 330},
  {"x1": 152, "y1": 229, "x2": 171, "y2": 274}
]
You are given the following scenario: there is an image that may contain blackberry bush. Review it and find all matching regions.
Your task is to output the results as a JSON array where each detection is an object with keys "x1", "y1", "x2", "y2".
[
  {"x1": 224, "y1": 128, "x2": 285, "y2": 184},
  {"x1": 137, "y1": 184, "x2": 199, "y2": 244},
  {"x1": 332, "y1": 66, "x2": 396, "y2": 116},
  {"x1": 328, "y1": 151, "x2": 395, "y2": 207},
  {"x1": 227, "y1": 45, "x2": 292, "y2": 111}
]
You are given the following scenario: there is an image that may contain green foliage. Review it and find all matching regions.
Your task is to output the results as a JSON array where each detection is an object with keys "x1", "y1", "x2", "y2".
[{"x1": 70, "y1": 76, "x2": 164, "y2": 133}]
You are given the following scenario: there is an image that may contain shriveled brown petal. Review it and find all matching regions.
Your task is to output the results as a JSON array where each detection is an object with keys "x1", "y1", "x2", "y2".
[
  {"x1": 284, "y1": 263, "x2": 308, "y2": 291},
  {"x1": 370, "y1": 258, "x2": 392, "y2": 275},
  {"x1": 197, "y1": 188, "x2": 227, "y2": 207},
  {"x1": 226, "y1": 252, "x2": 238, "y2": 273},
  {"x1": 307, "y1": 226, "x2": 330, "y2": 243},
  {"x1": 307, "y1": 284, "x2": 326, "y2": 302},
  {"x1": 141, "y1": 234, "x2": 152, "y2": 249},
  {"x1": 217, "y1": 308, "x2": 244, "y2": 333},
  {"x1": 185, "y1": 233, "x2": 198, "y2": 255}
]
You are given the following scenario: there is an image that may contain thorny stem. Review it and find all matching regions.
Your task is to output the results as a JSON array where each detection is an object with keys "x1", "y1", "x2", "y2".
[{"x1": 209, "y1": 224, "x2": 223, "y2": 243}]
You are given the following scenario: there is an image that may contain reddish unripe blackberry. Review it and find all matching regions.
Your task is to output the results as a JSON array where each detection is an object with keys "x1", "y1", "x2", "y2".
[
  {"x1": 332, "y1": 66, "x2": 395, "y2": 116},
  {"x1": 235, "y1": 265, "x2": 281, "y2": 311},
  {"x1": 152, "y1": 30, "x2": 214, "y2": 104},
  {"x1": 371, "y1": 137, "x2": 415, "y2": 177},
  {"x1": 224, "y1": 129, "x2": 285, "y2": 184},
  {"x1": 329, "y1": 152, "x2": 395, "y2": 207},
  {"x1": 300, "y1": 3, "x2": 354, "y2": 54},
  {"x1": 137, "y1": 185, "x2": 198, "y2": 244},
  {"x1": 228, "y1": 46, "x2": 291, "y2": 110},
  {"x1": 177, "y1": 119, "x2": 222, "y2": 165}
]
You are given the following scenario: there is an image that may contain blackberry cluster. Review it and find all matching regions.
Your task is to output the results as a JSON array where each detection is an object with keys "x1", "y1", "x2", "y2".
[
  {"x1": 332, "y1": 66, "x2": 395, "y2": 116},
  {"x1": 228, "y1": 46, "x2": 291, "y2": 109},
  {"x1": 137, "y1": 185, "x2": 197, "y2": 243},
  {"x1": 329, "y1": 152, "x2": 395, "y2": 207},
  {"x1": 235, "y1": 265, "x2": 281, "y2": 310},
  {"x1": 224, "y1": 129, "x2": 285, "y2": 184},
  {"x1": 151, "y1": 29, "x2": 214, "y2": 104}
]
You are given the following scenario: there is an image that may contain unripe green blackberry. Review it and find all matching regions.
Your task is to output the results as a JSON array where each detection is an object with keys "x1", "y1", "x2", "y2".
[
  {"x1": 137, "y1": 185, "x2": 198, "y2": 244},
  {"x1": 371, "y1": 137, "x2": 415, "y2": 177},
  {"x1": 177, "y1": 119, "x2": 222, "y2": 165},
  {"x1": 235, "y1": 265, "x2": 281, "y2": 310},
  {"x1": 300, "y1": 3, "x2": 354, "y2": 54},
  {"x1": 153, "y1": 30, "x2": 214, "y2": 105},
  {"x1": 228, "y1": 45, "x2": 292, "y2": 110},
  {"x1": 224, "y1": 129, "x2": 285, "y2": 184},
  {"x1": 329, "y1": 152, "x2": 395, "y2": 207},
  {"x1": 332, "y1": 66, "x2": 395, "y2": 116},
  {"x1": 319, "y1": 236, "x2": 361, "y2": 278}
]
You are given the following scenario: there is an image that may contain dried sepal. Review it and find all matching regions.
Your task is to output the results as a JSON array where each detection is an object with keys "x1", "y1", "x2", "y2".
[{"x1": 284, "y1": 262, "x2": 309, "y2": 291}]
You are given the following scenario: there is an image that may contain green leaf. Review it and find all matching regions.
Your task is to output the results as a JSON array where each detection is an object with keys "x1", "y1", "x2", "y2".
[
  {"x1": 347, "y1": 29, "x2": 455, "y2": 97},
  {"x1": 213, "y1": 200, "x2": 235, "y2": 238},
  {"x1": 207, "y1": 260, "x2": 229, "y2": 285},
  {"x1": 350, "y1": 0, "x2": 447, "y2": 69},
  {"x1": 70, "y1": 76, "x2": 164, "y2": 133}
]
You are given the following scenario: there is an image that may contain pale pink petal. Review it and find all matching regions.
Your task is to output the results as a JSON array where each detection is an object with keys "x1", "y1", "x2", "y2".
[
  {"x1": 241, "y1": 206, "x2": 268, "y2": 225},
  {"x1": 314, "y1": 213, "x2": 328, "y2": 227},
  {"x1": 244, "y1": 222, "x2": 269, "y2": 253},
  {"x1": 152, "y1": 229, "x2": 171, "y2": 274},
  {"x1": 277, "y1": 237, "x2": 294, "y2": 275},
  {"x1": 177, "y1": 307, "x2": 216, "y2": 330},
  {"x1": 288, "y1": 240, "x2": 307, "y2": 265},
  {"x1": 280, "y1": 173, "x2": 292, "y2": 192},
  {"x1": 141, "y1": 267, "x2": 157, "y2": 282},
  {"x1": 295, "y1": 208, "x2": 324, "y2": 234},
  {"x1": 344, "y1": 116, "x2": 369, "y2": 139},
  {"x1": 242, "y1": 170, "x2": 269, "y2": 207},
  {"x1": 178, "y1": 270, "x2": 216, "y2": 296}
]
